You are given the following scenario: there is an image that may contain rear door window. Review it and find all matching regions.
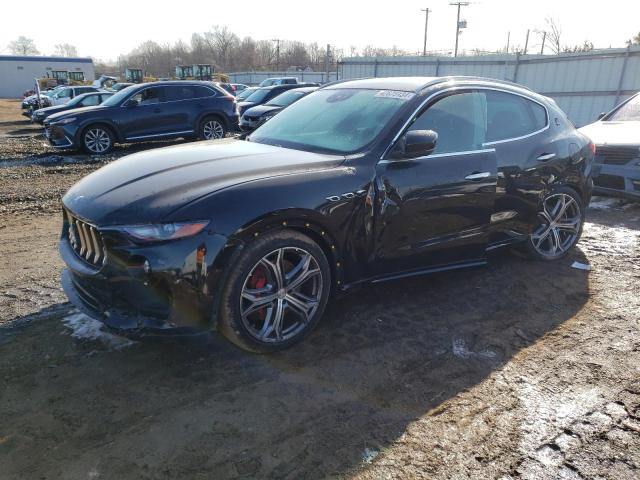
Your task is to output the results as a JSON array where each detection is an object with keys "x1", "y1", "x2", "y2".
[{"x1": 485, "y1": 91, "x2": 547, "y2": 142}]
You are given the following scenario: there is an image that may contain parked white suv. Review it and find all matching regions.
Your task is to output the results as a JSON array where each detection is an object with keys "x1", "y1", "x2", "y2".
[{"x1": 49, "y1": 86, "x2": 103, "y2": 106}]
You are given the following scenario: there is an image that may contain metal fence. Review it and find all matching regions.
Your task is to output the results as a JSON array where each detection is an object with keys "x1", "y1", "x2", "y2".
[
  {"x1": 337, "y1": 47, "x2": 640, "y2": 127},
  {"x1": 228, "y1": 71, "x2": 338, "y2": 86}
]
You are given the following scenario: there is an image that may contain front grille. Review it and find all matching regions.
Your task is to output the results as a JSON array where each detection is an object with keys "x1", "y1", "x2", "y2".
[
  {"x1": 597, "y1": 145, "x2": 639, "y2": 166},
  {"x1": 594, "y1": 174, "x2": 626, "y2": 190},
  {"x1": 65, "y1": 209, "x2": 106, "y2": 267}
]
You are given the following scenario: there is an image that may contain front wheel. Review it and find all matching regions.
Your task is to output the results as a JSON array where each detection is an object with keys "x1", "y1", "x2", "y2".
[
  {"x1": 82, "y1": 125, "x2": 114, "y2": 154},
  {"x1": 199, "y1": 117, "x2": 226, "y2": 140},
  {"x1": 525, "y1": 187, "x2": 584, "y2": 260},
  {"x1": 217, "y1": 230, "x2": 331, "y2": 353}
]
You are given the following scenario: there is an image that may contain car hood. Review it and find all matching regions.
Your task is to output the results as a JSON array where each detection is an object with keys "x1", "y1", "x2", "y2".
[
  {"x1": 63, "y1": 138, "x2": 345, "y2": 226},
  {"x1": 579, "y1": 121, "x2": 640, "y2": 146},
  {"x1": 243, "y1": 104, "x2": 282, "y2": 117},
  {"x1": 34, "y1": 105, "x2": 67, "y2": 115},
  {"x1": 47, "y1": 105, "x2": 108, "y2": 123}
]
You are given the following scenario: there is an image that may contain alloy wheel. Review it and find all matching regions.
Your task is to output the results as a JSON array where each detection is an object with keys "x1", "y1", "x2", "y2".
[
  {"x1": 84, "y1": 128, "x2": 111, "y2": 153},
  {"x1": 203, "y1": 120, "x2": 225, "y2": 139},
  {"x1": 240, "y1": 247, "x2": 323, "y2": 343},
  {"x1": 530, "y1": 193, "x2": 581, "y2": 258}
]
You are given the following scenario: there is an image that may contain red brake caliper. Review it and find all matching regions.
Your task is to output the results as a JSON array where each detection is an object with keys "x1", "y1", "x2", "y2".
[{"x1": 247, "y1": 265, "x2": 268, "y2": 319}]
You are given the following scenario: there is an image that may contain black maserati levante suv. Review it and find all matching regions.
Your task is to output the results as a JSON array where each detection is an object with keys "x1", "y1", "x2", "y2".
[
  {"x1": 45, "y1": 81, "x2": 239, "y2": 154},
  {"x1": 60, "y1": 76, "x2": 594, "y2": 352}
]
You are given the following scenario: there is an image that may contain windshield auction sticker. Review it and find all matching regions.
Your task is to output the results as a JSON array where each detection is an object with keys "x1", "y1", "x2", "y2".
[{"x1": 375, "y1": 90, "x2": 415, "y2": 100}]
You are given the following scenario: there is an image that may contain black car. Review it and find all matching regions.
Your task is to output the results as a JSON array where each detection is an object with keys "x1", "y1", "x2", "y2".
[
  {"x1": 237, "y1": 83, "x2": 317, "y2": 116},
  {"x1": 60, "y1": 76, "x2": 593, "y2": 353},
  {"x1": 239, "y1": 86, "x2": 317, "y2": 132},
  {"x1": 45, "y1": 81, "x2": 239, "y2": 154},
  {"x1": 110, "y1": 82, "x2": 134, "y2": 92},
  {"x1": 32, "y1": 92, "x2": 113, "y2": 124}
]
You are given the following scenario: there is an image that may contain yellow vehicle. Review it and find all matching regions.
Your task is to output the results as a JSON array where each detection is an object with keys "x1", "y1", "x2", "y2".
[
  {"x1": 125, "y1": 68, "x2": 144, "y2": 83},
  {"x1": 67, "y1": 71, "x2": 86, "y2": 85},
  {"x1": 38, "y1": 70, "x2": 69, "y2": 89},
  {"x1": 175, "y1": 65, "x2": 194, "y2": 80}
]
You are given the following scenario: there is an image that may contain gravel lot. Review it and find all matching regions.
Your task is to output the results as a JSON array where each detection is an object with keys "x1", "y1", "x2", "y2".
[{"x1": 1, "y1": 98, "x2": 639, "y2": 479}]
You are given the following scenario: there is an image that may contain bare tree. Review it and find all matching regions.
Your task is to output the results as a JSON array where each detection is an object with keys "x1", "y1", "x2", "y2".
[
  {"x1": 204, "y1": 25, "x2": 239, "y2": 70},
  {"x1": 628, "y1": 32, "x2": 640, "y2": 46},
  {"x1": 543, "y1": 17, "x2": 563, "y2": 55},
  {"x1": 8, "y1": 36, "x2": 39, "y2": 55},
  {"x1": 53, "y1": 43, "x2": 78, "y2": 57}
]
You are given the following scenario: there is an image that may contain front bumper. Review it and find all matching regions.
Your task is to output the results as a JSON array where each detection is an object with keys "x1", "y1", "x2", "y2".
[
  {"x1": 47, "y1": 124, "x2": 78, "y2": 149},
  {"x1": 60, "y1": 222, "x2": 231, "y2": 336},
  {"x1": 592, "y1": 149, "x2": 640, "y2": 200},
  {"x1": 238, "y1": 115, "x2": 261, "y2": 132}
]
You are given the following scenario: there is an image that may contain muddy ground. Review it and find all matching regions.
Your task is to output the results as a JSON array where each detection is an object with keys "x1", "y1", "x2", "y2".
[{"x1": 1, "y1": 98, "x2": 639, "y2": 479}]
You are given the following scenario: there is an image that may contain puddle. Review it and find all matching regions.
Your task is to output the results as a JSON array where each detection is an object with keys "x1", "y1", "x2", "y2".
[{"x1": 62, "y1": 311, "x2": 135, "y2": 350}]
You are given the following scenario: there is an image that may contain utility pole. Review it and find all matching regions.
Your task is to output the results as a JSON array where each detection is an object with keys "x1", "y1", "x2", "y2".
[
  {"x1": 523, "y1": 29, "x2": 530, "y2": 55},
  {"x1": 450, "y1": 2, "x2": 470, "y2": 57},
  {"x1": 324, "y1": 44, "x2": 331, "y2": 82},
  {"x1": 421, "y1": 7, "x2": 431, "y2": 56},
  {"x1": 540, "y1": 31, "x2": 546, "y2": 55},
  {"x1": 506, "y1": 31, "x2": 510, "y2": 53},
  {"x1": 272, "y1": 38, "x2": 281, "y2": 71}
]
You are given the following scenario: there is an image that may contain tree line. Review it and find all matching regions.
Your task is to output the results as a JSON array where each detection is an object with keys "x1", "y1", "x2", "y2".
[{"x1": 7, "y1": 23, "x2": 640, "y2": 78}]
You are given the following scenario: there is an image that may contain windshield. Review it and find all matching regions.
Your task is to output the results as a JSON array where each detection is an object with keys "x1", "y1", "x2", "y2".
[
  {"x1": 101, "y1": 86, "x2": 136, "y2": 107},
  {"x1": 607, "y1": 94, "x2": 640, "y2": 121},
  {"x1": 244, "y1": 88, "x2": 271, "y2": 103},
  {"x1": 236, "y1": 87, "x2": 257, "y2": 101},
  {"x1": 250, "y1": 88, "x2": 412, "y2": 154},
  {"x1": 266, "y1": 90, "x2": 307, "y2": 107},
  {"x1": 259, "y1": 79, "x2": 276, "y2": 87}
]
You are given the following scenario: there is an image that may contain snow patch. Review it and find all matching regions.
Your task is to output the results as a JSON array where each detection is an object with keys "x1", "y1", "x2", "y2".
[
  {"x1": 362, "y1": 447, "x2": 379, "y2": 463},
  {"x1": 452, "y1": 338, "x2": 497, "y2": 360},
  {"x1": 588, "y1": 197, "x2": 619, "y2": 209},
  {"x1": 62, "y1": 312, "x2": 135, "y2": 350}
]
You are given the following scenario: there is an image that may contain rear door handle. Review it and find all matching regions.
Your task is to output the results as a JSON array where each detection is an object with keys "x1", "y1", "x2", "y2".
[
  {"x1": 536, "y1": 152, "x2": 556, "y2": 162},
  {"x1": 465, "y1": 171, "x2": 491, "y2": 180}
]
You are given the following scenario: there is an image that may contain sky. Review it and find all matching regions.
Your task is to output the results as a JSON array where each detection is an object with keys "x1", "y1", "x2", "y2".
[{"x1": 1, "y1": 0, "x2": 638, "y2": 61}]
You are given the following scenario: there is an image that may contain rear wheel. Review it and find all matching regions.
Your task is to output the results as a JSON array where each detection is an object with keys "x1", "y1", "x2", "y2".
[
  {"x1": 218, "y1": 230, "x2": 331, "y2": 353},
  {"x1": 525, "y1": 187, "x2": 584, "y2": 260},
  {"x1": 199, "y1": 116, "x2": 226, "y2": 140},
  {"x1": 82, "y1": 125, "x2": 114, "y2": 154}
]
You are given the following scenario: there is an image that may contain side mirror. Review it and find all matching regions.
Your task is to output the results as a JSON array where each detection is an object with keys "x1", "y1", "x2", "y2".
[
  {"x1": 393, "y1": 130, "x2": 438, "y2": 159},
  {"x1": 597, "y1": 112, "x2": 606, "y2": 120},
  {"x1": 125, "y1": 98, "x2": 138, "y2": 108}
]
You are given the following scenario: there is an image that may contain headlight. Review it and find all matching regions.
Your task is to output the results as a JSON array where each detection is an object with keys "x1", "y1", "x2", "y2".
[
  {"x1": 53, "y1": 117, "x2": 77, "y2": 126},
  {"x1": 120, "y1": 221, "x2": 210, "y2": 242}
]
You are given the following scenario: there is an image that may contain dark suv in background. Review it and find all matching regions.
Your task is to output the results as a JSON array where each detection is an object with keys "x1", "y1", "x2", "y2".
[
  {"x1": 45, "y1": 81, "x2": 239, "y2": 154},
  {"x1": 237, "y1": 83, "x2": 318, "y2": 115}
]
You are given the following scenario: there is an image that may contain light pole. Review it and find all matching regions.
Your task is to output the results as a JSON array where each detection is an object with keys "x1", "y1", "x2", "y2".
[
  {"x1": 450, "y1": 2, "x2": 470, "y2": 57},
  {"x1": 421, "y1": 8, "x2": 431, "y2": 56}
]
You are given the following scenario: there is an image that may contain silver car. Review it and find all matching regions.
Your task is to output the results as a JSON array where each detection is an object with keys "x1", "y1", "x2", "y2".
[{"x1": 580, "y1": 93, "x2": 640, "y2": 200}]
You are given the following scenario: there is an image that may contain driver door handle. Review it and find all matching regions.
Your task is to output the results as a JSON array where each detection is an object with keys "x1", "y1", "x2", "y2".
[
  {"x1": 465, "y1": 171, "x2": 491, "y2": 180},
  {"x1": 536, "y1": 152, "x2": 556, "y2": 162}
]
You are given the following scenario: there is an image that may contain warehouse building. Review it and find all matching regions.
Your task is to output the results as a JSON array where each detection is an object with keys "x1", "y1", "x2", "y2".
[{"x1": 0, "y1": 55, "x2": 95, "y2": 98}]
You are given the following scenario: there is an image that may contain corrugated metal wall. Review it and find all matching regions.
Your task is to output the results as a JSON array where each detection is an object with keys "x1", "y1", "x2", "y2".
[
  {"x1": 228, "y1": 71, "x2": 338, "y2": 86},
  {"x1": 338, "y1": 47, "x2": 640, "y2": 127}
]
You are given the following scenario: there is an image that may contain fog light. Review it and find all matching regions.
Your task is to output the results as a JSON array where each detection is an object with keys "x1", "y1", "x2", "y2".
[{"x1": 143, "y1": 260, "x2": 151, "y2": 273}]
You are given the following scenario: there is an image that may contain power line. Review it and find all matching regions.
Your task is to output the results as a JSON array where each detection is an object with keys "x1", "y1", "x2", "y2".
[
  {"x1": 421, "y1": 7, "x2": 431, "y2": 56},
  {"x1": 449, "y1": 2, "x2": 470, "y2": 57}
]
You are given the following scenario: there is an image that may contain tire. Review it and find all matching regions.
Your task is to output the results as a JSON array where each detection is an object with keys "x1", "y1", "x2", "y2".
[
  {"x1": 218, "y1": 230, "x2": 332, "y2": 353},
  {"x1": 199, "y1": 116, "x2": 227, "y2": 140},
  {"x1": 524, "y1": 186, "x2": 585, "y2": 261},
  {"x1": 81, "y1": 125, "x2": 114, "y2": 154}
]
